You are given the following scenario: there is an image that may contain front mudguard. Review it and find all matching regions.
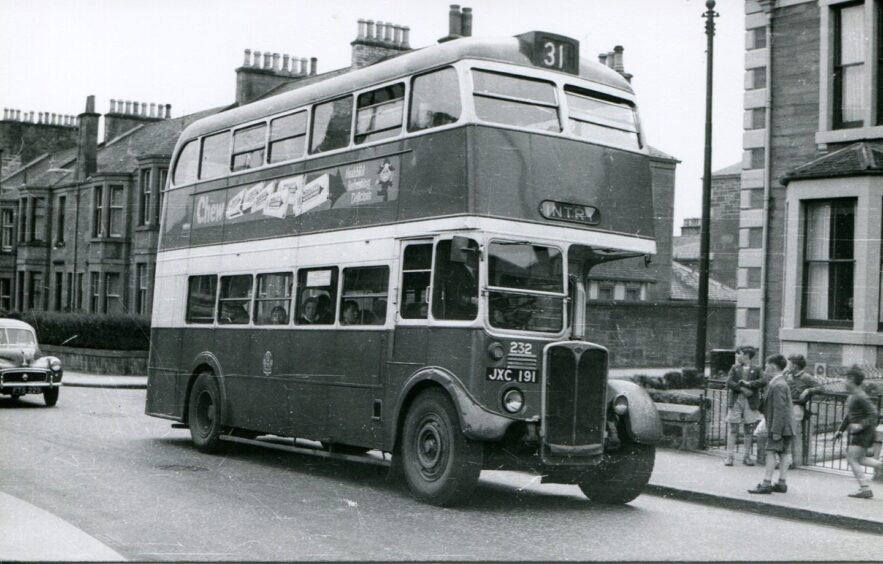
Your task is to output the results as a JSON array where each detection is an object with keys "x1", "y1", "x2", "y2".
[
  {"x1": 393, "y1": 367, "x2": 516, "y2": 445},
  {"x1": 607, "y1": 379, "x2": 663, "y2": 444}
]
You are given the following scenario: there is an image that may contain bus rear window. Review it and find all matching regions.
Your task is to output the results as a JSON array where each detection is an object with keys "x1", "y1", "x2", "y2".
[
  {"x1": 472, "y1": 70, "x2": 560, "y2": 132},
  {"x1": 200, "y1": 131, "x2": 231, "y2": 180},
  {"x1": 186, "y1": 275, "x2": 217, "y2": 324},
  {"x1": 232, "y1": 123, "x2": 267, "y2": 171},
  {"x1": 173, "y1": 139, "x2": 199, "y2": 186},
  {"x1": 310, "y1": 96, "x2": 353, "y2": 154},
  {"x1": 409, "y1": 67, "x2": 461, "y2": 131},
  {"x1": 355, "y1": 83, "x2": 404, "y2": 144},
  {"x1": 269, "y1": 111, "x2": 307, "y2": 164},
  {"x1": 565, "y1": 87, "x2": 640, "y2": 150}
]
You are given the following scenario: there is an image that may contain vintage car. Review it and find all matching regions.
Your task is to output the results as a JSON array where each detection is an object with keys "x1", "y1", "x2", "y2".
[{"x1": 0, "y1": 319, "x2": 63, "y2": 406}]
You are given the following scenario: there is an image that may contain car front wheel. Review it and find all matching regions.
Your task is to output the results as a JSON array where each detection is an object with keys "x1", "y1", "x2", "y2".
[{"x1": 43, "y1": 387, "x2": 59, "y2": 407}]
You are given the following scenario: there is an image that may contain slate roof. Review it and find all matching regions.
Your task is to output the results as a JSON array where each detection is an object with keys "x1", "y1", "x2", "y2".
[
  {"x1": 589, "y1": 255, "x2": 658, "y2": 282},
  {"x1": 646, "y1": 145, "x2": 679, "y2": 162},
  {"x1": 670, "y1": 260, "x2": 736, "y2": 302},
  {"x1": 782, "y1": 142, "x2": 883, "y2": 185},
  {"x1": 713, "y1": 161, "x2": 742, "y2": 177}
]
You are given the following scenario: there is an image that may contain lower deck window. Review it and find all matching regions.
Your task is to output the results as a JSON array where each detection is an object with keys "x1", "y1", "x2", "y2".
[
  {"x1": 340, "y1": 266, "x2": 389, "y2": 325},
  {"x1": 296, "y1": 268, "x2": 338, "y2": 325},
  {"x1": 186, "y1": 275, "x2": 217, "y2": 324},
  {"x1": 217, "y1": 275, "x2": 252, "y2": 325},
  {"x1": 254, "y1": 272, "x2": 292, "y2": 325}
]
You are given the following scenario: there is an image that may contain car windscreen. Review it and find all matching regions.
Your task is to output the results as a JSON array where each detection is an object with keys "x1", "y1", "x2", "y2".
[{"x1": 1, "y1": 328, "x2": 36, "y2": 345}]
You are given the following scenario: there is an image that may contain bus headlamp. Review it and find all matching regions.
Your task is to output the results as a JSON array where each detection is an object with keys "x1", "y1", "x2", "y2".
[
  {"x1": 613, "y1": 394, "x2": 629, "y2": 416},
  {"x1": 488, "y1": 342, "x2": 505, "y2": 361},
  {"x1": 502, "y1": 388, "x2": 524, "y2": 413}
]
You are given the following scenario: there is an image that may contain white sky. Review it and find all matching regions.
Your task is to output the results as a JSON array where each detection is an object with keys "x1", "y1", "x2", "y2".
[{"x1": 0, "y1": 0, "x2": 745, "y2": 234}]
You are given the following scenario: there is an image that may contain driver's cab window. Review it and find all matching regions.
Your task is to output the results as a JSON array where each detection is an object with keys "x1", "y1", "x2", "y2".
[
  {"x1": 296, "y1": 267, "x2": 338, "y2": 325},
  {"x1": 432, "y1": 238, "x2": 479, "y2": 321}
]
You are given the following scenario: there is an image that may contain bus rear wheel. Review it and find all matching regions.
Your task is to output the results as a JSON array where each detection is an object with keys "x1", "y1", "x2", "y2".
[
  {"x1": 43, "y1": 387, "x2": 59, "y2": 407},
  {"x1": 578, "y1": 436, "x2": 655, "y2": 504},
  {"x1": 188, "y1": 372, "x2": 224, "y2": 454},
  {"x1": 401, "y1": 389, "x2": 483, "y2": 507}
]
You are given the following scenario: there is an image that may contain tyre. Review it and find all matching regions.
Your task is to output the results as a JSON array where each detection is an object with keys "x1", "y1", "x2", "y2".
[
  {"x1": 187, "y1": 372, "x2": 225, "y2": 453},
  {"x1": 578, "y1": 435, "x2": 655, "y2": 504},
  {"x1": 401, "y1": 389, "x2": 483, "y2": 506},
  {"x1": 43, "y1": 387, "x2": 59, "y2": 407}
]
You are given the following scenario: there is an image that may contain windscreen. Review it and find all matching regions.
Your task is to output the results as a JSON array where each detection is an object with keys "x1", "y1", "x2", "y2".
[{"x1": 487, "y1": 242, "x2": 564, "y2": 332}]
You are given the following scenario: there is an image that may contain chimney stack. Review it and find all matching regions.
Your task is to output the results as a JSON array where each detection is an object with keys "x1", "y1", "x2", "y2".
[
  {"x1": 440, "y1": 4, "x2": 472, "y2": 42},
  {"x1": 350, "y1": 16, "x2": 412, "y2": 68},
  {"x1": 76, "y1": 95, "x2": 100, "y2": 181},
  {"x1": 103, "y1": 97, "x2": 169, "y2": 142},
  {"x1": 600, "y1": 45, "x2": 633, "y2": 83},
  {"x1": 235, "y1": 48, "x2": 319, "y2": 105}
]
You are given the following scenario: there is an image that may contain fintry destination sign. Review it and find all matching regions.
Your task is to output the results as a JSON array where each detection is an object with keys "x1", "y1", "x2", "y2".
[{"x1": 539, "y1": 200, "x2": 600, "y2": 226}]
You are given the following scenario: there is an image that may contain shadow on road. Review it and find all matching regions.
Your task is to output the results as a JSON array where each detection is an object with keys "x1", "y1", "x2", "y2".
[
  {"x1": 151, "y1": 435, "x2": 643, "y2": 513},
  {"x1": 0, "y1": 396, "x2": 48, "y2": 409}
]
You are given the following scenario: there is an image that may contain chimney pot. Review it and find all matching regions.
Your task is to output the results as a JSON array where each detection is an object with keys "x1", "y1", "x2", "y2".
[
  {"x1": 376, "y1": 21, "x2": 385, "y2": 41},
  {"x1": 299, "y1": 57, "x2": 308, "y2": 75},
  {"x1": 282, "y1": 53, "x2": 290, "y2": 74},
  {"x1": 28, "y1": 111, "x2": 34, "y2": 122},
  {"x1": 598, "y1": 53, "x2": 608, "y2": 65},
  {"x1": 402, "y1": 26, "x2": 411, "y2": 48},
  {"x1": 124, "y1": 100, "x2": 131, "y2": 114},
  {"x1": 15, "y1": 109, "x2": 21, "y2": 121},
  {"x1": 85, "y1": 95, "x2": 95, "y2": 113},
  {"x1": 2, "y1": 109, "x2": 7, "y2": 120},
  {"x1": 384, "y1": 22, "x2": 393, "y2": 43},
  {"x1": 272, "y1": 52, "x2": 281, "y2": 72},
  {"x1": 141, "y1": 102, "x2": 147, "y2": 116},
  {"x1": 393, "y1": 25, "x2": 403, "y2": 46},
  {"x1": 357, "y1": 18, "x2": 367, "y2": 39},
  {"x1": 613, "y1": 45, "x2": 624, "y2": 73},
  {"x1": 51, "y1": 113, "x2": 56, "y2": 125},
  {"x1": 461, "y1": 7, "x2": 473, "y2": 36},
  {"x1": 165, "y1": 103, "x2": 171, "y2": 118},
  {"x1": 253, "y1": 50, "x2": 262, "y2": 67},
  {"x1": 243, "y1": 48, "x2": 251, "y2": 66},
  {"x1": 449, "y1": 4, "x2": 462, "y2": 37},
  {"x1": 150, "y1": 102, "x2": 156, "y2": 117},
  {"x1": 606, "y1": 51, "x2": 615, "y2": 68},
  {"x1": 366, "y1": 19, "x2": 375, "y2": 40},
  {"x1": 109, "y1": 99, "x2": 116, "y2": 113},
  {"x1": 263, "y1": 52, "x2": 272, "y2": 69},
  {"x1": 310, "y1": 57, "x2": 317, "y2": 75}
]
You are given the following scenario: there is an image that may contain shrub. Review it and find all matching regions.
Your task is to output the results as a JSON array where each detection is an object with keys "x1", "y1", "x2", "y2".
[
  {"x1": 647, "y1": 389, "x2": 710, "y2": 408},
  {"x1": 663, "y1": 371, "x2": 684, "y2": 389},
  {"x1": 681, "y1": 368, "x2": 704, "y2": 388},
  {"x1": 9, "y1": 311, "x2": 150, "y2": 351}
]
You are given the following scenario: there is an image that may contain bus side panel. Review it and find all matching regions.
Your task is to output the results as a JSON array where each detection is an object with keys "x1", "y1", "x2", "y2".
[
  {"x1": 396, "y1": 130, "x2": 469, "y2": 220},
  {"x1": 471, "y1": 127, "x2": 655, "y2": 239},
  {"x1": 146, "y1": 327, "x2": 184, "y2": 418}
]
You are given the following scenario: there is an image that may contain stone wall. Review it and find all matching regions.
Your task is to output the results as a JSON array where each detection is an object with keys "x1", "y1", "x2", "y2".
[
  {"x1": 709, "y1": 172, "x2": 740, "y2": 289},
  {"x1": 586, "y1": 301, "x2": 735, "y2": 367},
  {"x1": 41, "y1": 344, "x2": 147, "y2": 375}
]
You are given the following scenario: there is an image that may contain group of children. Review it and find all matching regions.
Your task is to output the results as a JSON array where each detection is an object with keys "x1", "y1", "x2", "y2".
[{"x1": 724, "y1": 345, "x2": 882, "y2": 499}]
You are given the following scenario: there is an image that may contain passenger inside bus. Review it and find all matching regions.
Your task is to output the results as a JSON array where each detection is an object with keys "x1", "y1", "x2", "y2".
[
  {"x1": 270, "y1": 306, "x2": 288, "y2": 324},
  {"x1": 298, "y1": 298, "x2": 318, "y2": 324},
  {"x1": 316, "y1": 294, "x2": 334, "y2": 323},
  {"x1": 341, "y1": 300, "x2": 360, "y2": 325}
]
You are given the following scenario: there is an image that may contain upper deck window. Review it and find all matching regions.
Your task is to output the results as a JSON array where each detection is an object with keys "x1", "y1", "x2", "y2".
[
  {"x1": 232, "y1": 123, "x2": 267, "y2": 172},
  {"x1": 355, "y1": 83, "x2": 405, "y2": 144},
  {"x1": 269, "y1": 111, "x2": 307, "y2": 164},
  {"x1": 173, "y1": 139, "x2": 199, "y2": 186},
  {"x1": 409, "y1": 67, "x2": 461, "y2": 131},
  {"x1": 565, "y1": 86, "x2": 640, "y2": 150},
  {"x1": 471, "y1": 70, "x2": 560, "y2": 132},
  {"x1": 310, "y1": 96, "x2": 353, "y2": 154},
  {"x1": 200, "y1": 131, "x2": 231, "y2": 180}
]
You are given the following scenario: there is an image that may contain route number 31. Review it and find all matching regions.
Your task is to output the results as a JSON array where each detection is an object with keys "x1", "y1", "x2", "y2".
[{"x1": 543, "y1": 41, "x2": 567, "y2": 70}]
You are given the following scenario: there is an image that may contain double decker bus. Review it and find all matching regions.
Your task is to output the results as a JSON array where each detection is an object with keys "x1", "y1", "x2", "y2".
[{"x1": 146, "y1": 30, "x2": 663, "y2": 506}]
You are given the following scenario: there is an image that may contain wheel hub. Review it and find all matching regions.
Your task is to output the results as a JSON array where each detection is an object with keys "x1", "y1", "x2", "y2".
[{"x1": 415, "y1": 414, "x2": 447, "y2": 481}]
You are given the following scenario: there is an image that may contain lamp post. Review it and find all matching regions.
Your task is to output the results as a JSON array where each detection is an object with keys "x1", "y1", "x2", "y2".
[{"x1": 695, "y1": 0, "x2": 718, "y2": 374}]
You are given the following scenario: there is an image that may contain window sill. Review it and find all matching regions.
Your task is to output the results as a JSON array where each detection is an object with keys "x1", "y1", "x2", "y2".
[
  {"x1": 815, "y1": 125, "x2": 883, "y2": 146},
  {"x1": 780, "y1": 327, "x2": 883, "y2": 346},
  {"x1": 134, "y1": 225, "x2": 158, "y2": 233}
]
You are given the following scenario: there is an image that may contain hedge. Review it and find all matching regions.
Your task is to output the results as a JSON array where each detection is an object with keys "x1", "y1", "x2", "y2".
[{"x1": 3, "y1": 311, "x2": 150, "y2": 351}]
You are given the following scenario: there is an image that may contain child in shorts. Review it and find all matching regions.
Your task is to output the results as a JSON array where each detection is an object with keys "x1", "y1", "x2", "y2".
[{"x1": 836, "y1": 366, "x2": 883, "y2": 499}]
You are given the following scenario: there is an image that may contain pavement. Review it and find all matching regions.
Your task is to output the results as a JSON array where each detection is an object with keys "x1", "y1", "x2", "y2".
[{"x1": 5, "y1": 367, "x2": 877, "y2": 561}]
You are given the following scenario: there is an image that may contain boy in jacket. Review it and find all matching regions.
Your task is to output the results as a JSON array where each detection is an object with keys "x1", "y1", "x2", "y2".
[
  {"x1": 725, "y1": 346, "x2": 763, "y2": 466},
  {"x1": 836, "y1": 366, "x2": 883, "y2": 499},
  {"x1": 749, "y1": 354, "x2": 794, "y2": 494}
]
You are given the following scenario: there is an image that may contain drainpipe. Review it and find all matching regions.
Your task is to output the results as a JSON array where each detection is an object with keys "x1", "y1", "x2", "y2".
[{"x1": 758, "y1": 5, "x2": 774, "y2": 361}]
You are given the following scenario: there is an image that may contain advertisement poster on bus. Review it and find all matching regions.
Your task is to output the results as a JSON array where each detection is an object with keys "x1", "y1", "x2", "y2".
[{"x1": 187, "y1": 155, "x2": 401, "y2": 234}]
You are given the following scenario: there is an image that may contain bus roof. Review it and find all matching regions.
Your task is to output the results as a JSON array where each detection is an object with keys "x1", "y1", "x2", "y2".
[{"x1": 178, "y1": 35, "x2": 635, "y2": 143}]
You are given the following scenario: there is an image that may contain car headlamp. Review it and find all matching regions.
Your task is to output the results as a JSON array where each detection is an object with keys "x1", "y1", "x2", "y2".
[
  {"x1": 613, "y1": 394, "x2": 629, "y2": 415},
  {"x1": 50, "y1": 358, "x2": 62, "y2": 372}
]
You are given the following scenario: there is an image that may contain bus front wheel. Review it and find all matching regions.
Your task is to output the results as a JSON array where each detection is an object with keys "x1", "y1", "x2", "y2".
[
  {"x1": 188, "y1": 372, "x2": 224, "y2": 454},
  {"x1": 401, "y1": 389, "x2": 483, "y2": 507},
  {"x1": 578, "y1": 437, "x2": 655, "y2": 504}
]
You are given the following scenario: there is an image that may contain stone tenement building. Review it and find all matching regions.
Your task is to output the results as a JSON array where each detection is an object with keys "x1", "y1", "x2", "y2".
[
  {"x1": 0, "y1": 8, "x2": 681, "y2": 319},
  {"x1": 735, "y1": 0, "x2": 883, "y2": 374}
]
